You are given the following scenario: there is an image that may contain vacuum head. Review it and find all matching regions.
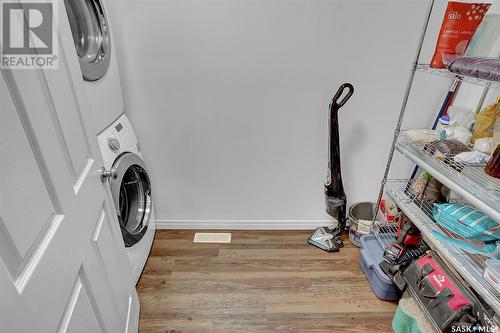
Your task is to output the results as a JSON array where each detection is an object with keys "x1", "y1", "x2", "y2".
[{"x1": 307, "y1": 226, "x2": 344, "y2": 253}]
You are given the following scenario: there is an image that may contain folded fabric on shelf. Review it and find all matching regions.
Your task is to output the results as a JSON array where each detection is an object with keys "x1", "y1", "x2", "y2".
[{"x1": 443, "y1": 55, "x2": 500, "y2": 82}]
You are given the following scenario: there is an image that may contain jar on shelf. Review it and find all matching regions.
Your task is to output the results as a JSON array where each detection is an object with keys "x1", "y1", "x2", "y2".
[{"x1": 485, "y1": 145, "x2": 500, "y2": 179}]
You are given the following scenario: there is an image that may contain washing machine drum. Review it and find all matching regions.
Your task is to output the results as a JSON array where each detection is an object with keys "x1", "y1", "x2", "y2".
[
  {"x1": 109, "y1": 153, "x2": 152, "y2": 247},
  {"x1": 63, "y1": 0, "x2": 111, "y2": 81}
]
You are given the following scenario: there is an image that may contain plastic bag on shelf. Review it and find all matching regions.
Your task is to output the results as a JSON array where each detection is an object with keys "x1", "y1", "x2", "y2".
[
  {"x1": 465, "y1": 14, "x2": 500, "y2": 58},
  {"x1": 439, "y1": 126, "x2": 472, "y2": 145},
  {"x1": 473, "y1": 137, "x2": 493, "y2": 154},
  {"x1": 454, "y1": 151, "x2": 491, "y2": 166},
  {"x1": 443, "y1": 55, "x2": 500, "y2": 82},
  {"x1": 411, "y1": 171, "x2": 446, "y2": 204},
  {"x1": 438, "y1": 106, "x2": 475, "y2": 145},
  {"x1": 433, "y1": 203, "x2": 500, "y2": 242},
  {"x1": 425, "y1": 139, "x2": 470, "y2": 159},
  {"x1": 448, "y1": 105, "x2": 476, "y2": 129},
  {"x1": 402, "y1": 129, "x2": 439, "y2": 144},
  {"x1": 471, "y1": 96, "x2": 500, "y2": 143},
  {"x1": 431, "y1": 2, "x2": 491, "y2": 68}
]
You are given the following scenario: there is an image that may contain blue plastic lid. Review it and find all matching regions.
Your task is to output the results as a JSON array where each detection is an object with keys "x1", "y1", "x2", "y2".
[
  {"x1": 360, "y1": 234, "x2": 394, "y2": 284},
  {"x1": 439, "y1": 115, "x2": 450, "y2": 125}
]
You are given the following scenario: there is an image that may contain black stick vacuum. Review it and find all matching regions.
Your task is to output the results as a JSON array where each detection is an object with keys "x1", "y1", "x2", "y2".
[
  {"x1": 324, "y1": 83, "x2": 354, "y2": 230},
  {"x1": 308, "y1": 83, "x2": 353, "y2": 253}
]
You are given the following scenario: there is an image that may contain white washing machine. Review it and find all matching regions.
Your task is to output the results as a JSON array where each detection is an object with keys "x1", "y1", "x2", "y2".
[
  {"x1": 63, "y1": 0, "x2": 155, "y2": 284},
  {"x1": 63, "y1": 0, "x2": 124, "y2": 133},
  {"x1": 98, "y1": 114, "x2": 156, "y2": 284}
]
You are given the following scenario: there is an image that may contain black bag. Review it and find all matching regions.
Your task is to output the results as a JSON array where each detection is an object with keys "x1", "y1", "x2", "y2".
[{"x1": 403, "y1": 251, "x2": 482, "y2": 332}]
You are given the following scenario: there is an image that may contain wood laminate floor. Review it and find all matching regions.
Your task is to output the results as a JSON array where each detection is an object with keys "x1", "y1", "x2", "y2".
[{"x1": 137, "y1": 230, "x2": 397, "y2": 332}]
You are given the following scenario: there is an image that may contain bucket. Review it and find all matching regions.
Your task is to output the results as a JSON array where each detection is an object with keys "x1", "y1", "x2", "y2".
[{"x1": 348, "y1": 202, "x2": 376, "y2": 247}]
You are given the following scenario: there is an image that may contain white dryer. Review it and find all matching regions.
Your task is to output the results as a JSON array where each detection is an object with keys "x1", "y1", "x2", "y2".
[
  {"x1": 63, "y1": 0, "x2": 124, "y2": 133},
  {"x1": 98, "y1": 114, "x2": 156, "y2": 284}
]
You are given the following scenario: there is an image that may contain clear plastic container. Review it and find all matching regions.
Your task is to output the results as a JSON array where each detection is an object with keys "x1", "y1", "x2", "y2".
[{"x1": 484, "y1": 259, "x2": 500, "y2": 294}]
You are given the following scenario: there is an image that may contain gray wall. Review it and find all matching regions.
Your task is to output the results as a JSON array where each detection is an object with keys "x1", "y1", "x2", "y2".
[{"x1": 107, "y1": 0, "x2": 448, "y2": 228}]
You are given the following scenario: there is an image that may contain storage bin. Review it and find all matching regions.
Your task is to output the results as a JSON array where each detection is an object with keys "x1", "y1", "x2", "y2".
[
  {"x1": 348, "y1": 202, "x2": 376, "y2": 247},
  {"x1": 359, "y1": 233, "x2": 402, "y2": 301}
]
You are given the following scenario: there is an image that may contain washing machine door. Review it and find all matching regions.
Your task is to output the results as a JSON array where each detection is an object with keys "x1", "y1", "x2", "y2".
[
  {"x1": 63, "y1": 0, "x2": 111, "y2": 81},
  {"x1": 109, "y1": 153, "x2": 152, "y2": 247}
]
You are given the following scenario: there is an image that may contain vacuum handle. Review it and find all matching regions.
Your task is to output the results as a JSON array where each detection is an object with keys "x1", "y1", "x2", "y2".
[{"x1": 331, "y1": 83, "x2": 354, "y2": 109}]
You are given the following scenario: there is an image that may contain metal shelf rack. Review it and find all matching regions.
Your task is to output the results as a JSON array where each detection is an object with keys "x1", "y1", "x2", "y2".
[
  {"x1": 378, "y1": 179, "x2": 499, "y2": 314},
  {"x1": 372, "y1": 0, "x2": 500, "y2": 320},
  {"x1": 416, "y1": 64, "x2": 500, "y2": 89},
  {"x1": 396, "y1": 135, "x2": 500, "y2": 223}
]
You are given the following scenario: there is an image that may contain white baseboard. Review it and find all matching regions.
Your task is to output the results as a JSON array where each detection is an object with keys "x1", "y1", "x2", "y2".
[{"x1": 153, "y1": 219, "x2": 336, "y2": 230}]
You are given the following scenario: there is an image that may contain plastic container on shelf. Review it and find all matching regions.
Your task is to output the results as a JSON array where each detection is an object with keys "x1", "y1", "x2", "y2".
[
  {"x1": 359, "y1": 234, "x2": 402, "y2": 301},
  {"x1": 485, "y1": 145, "x2": 500, "y2": 179},
  {"x1": 436, "y1": 115, "x2": 450, "y2": 132},
  {"x1": 483, "y1": 259, "x2": 500, "y2": 294}
]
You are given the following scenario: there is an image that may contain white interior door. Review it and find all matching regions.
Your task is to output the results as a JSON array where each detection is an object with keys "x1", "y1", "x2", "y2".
[{"x1": 0, "y1": 2, "x2": 139, "y2": 332}]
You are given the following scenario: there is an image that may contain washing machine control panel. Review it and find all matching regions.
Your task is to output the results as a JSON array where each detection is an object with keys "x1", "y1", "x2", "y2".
[
  {"x1": 107, "y1": 137, "x2": 121, "y2": 151},
  {"x1": 97, "y1": 114, "x2": 142, "y2": 169}
]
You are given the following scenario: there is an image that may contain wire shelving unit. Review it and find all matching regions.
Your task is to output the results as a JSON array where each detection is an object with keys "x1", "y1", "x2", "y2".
[
  {"x1": 371, "y1": 0, "x2": 500, "y2": 321},
  {"x1": 416, "y1": 64, "x2": 500, "y2": 89},
  {"x1": 396, "y1": 135, "x2": 500, "y2": 223},
  {"x1": 379, "y1": 179, "x2": 498, "y2": 314}
]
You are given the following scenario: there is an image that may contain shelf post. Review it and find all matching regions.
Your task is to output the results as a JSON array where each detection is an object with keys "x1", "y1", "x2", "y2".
[{"x1": 373, "y1": 0, "x2": 435, "y2": 225}]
